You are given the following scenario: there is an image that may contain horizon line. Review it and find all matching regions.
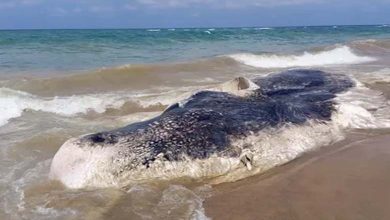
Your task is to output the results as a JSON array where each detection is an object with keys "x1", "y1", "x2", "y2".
[{"x1": 0, "y1": 23, "x2": 388, "y2": 31}]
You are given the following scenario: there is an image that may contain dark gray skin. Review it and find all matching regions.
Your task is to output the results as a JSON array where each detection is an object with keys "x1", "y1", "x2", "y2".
[{"x1": 81, "y1": 69, "x2": 354, "y2": 172}]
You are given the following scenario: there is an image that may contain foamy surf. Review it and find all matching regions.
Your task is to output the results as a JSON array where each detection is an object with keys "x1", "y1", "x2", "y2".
[
  {"x1": 228, "y1": 46, "x2": 375, "y2": 68},
  {"x1": 254, "y1": 27, "x2": 273, "y2": 30},
  {"x1": 0, "y1": 87, "x2": 195, "y2": 127},
  {"x1": 352, "y1": 68, "x2": 390, "y2": 84},
  {"x1": 333, "y1": 80, "x2": 390, "y2": 128},
  {"x1": 0, "y1": 88, "x2": 129, "y2": 127}
]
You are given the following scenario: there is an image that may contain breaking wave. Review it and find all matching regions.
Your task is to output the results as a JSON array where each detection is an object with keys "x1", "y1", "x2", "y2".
[
  {"x1": 2, "y1": 58, "x2": 234, "y2": 96},
  {"x1": 0, "y1": 88, "x2": 127, "y2": 127},
  {"x1": 228, "y1": 46, "x2": 375, "y2": 68},
  {"x1": 0, "y1": 87, "x2": 195, "y2": 127}
]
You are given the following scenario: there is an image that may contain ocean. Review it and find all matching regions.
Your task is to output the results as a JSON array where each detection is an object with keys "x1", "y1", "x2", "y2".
[{"x1": 1, "y1": 25, "x2": 390, "y2": 219}]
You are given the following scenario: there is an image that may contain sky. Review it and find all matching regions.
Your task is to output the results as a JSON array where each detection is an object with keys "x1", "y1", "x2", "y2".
[{"x1": 0, "y1": 0, "x2": 389, "y2": 29}]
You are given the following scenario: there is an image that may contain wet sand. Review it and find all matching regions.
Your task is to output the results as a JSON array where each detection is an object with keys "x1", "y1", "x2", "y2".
[{"x1": 205, "y1": 131, "x2": 390, "y2": 220}]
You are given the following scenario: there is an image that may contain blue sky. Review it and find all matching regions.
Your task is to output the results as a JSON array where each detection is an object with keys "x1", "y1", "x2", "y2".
[{"x1": 0, "y1": 0, "x2": 389, "y2": 29}]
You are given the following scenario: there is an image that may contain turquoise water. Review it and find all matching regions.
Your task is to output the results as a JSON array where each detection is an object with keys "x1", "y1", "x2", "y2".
[{"x1": 1, "y1": 25, "x2": 390, "y2": 74}]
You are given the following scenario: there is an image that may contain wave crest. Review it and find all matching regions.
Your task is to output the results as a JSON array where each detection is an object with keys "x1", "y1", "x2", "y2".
[
  {"x1": 228, "y1": 46, "x2": 375, "y2": 68},
  {"x1": 0, "y1": 88, "x2": 184, "y2": 127}
]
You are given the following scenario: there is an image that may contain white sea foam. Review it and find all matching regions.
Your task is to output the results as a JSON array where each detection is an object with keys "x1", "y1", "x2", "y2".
[
  {"x1": 353, "y1": 68, "x2": 390, "y2": 84},
  {"x1": 0, "y1": 88, "x2": 128, "y2": 127},
  {"x1": 0, "y1": 87, "x2": 195, "y2": 127},
  {"x1": 0, "y1": 159, "x2": 77, "y2": 220},
  {"x1": 255, "y1": 27, "x2": 272, "y2": 30},
  {"x1": 229, "y1": 46, "x2": 375, "y2": 68},
  {"x1": 333, "y1": 80, "x2": 390, "y2": 128}
]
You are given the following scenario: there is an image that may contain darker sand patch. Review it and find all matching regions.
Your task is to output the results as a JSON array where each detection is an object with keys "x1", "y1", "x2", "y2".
[{"x1": 205, "y1": 132, "x2": 390, "y2": 220}]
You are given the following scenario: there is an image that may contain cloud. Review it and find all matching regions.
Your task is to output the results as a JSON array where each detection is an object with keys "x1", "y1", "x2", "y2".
[
  {"x1": 0, "y1": 0, "x2": 332, "y2": 12},
  {"x1": 136, "y1": 0, "x2": 215, "y2": 8},
  {"x1": 1, "y1": 0, "x2": 386, "y2": 16},
  {"x1": 0, "y1": 0, "x2": 43, "y2": 10},
  {"x1": 135, "y1": 0, "x2": 324, "y2": 8},
  {"x1": 89, "y1": 5, "x2": 115, "y2": 13},
  {"x1": 224, "y1": 0, "x2": 324, "y2": 8},
  {"x1": 20, "y1": 0, "x2": 43, "y2": 5},
  {"x1": 0, "y1": 2, "x2": 16, "y2": 9}
]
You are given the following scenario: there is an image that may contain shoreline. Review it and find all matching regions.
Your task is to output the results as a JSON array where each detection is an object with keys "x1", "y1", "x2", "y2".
[{"x1": 205, "y1": 130, "x2": 390, "y2": 220}]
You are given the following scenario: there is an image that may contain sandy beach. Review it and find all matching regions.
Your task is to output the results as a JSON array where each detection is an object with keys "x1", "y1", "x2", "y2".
[{"x1": 205, "y1": 130, "x2": 390, "y2": 220}]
